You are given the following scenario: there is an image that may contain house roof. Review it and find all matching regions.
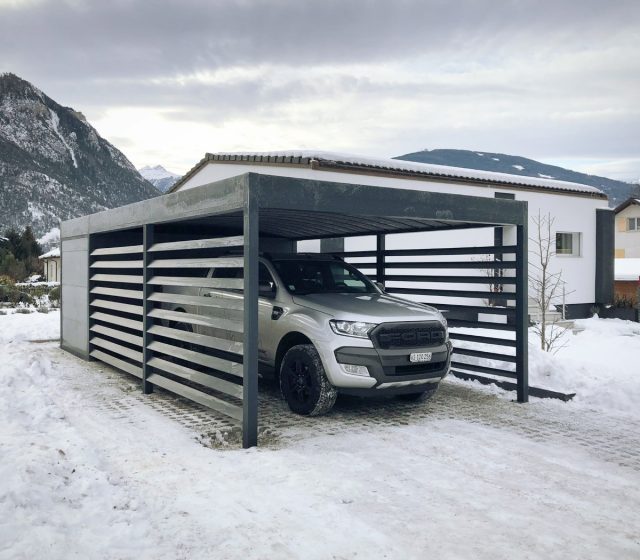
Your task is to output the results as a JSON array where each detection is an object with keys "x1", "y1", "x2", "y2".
[
  {"x1": 169, "y1": 150, "x2": 607, "y2": 199},
  {"x1": 615, "y1": 258, "x2": 640, "y2": 281},
  {"x1": 39, "y1": 247, "x2": 60, "y2": 259},
  {"x1": 614, "y1": 198, "x2": 640, "y2": 214}
]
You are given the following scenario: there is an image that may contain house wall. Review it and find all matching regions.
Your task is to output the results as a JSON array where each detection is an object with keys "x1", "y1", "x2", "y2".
[
  {"x1": 177, "y1": 163, "x2": 609, "y2": 306},
  {"x1": 615, "y1": 204, "x2": 640, "y2": 258}
]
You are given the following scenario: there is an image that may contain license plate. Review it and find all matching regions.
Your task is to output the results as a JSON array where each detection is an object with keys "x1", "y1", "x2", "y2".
[{"x1": 409, "y1": 352, "x2": 432, "y2": 363}]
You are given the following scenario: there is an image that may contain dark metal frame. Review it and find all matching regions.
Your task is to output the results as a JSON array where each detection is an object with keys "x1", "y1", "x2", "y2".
[{"x1": 63, "y1": 172, "x2": 529, "y2": 448}]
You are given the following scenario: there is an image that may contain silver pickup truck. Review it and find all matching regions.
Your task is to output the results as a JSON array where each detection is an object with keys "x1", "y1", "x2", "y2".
[{"x1": 167, "y1": 253, "x2": 452, "y2": 416}]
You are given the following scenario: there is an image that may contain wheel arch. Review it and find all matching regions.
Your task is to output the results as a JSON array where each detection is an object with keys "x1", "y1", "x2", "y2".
[{"x1": 275, "y1": 331, "x2": 313, "y2": 375}]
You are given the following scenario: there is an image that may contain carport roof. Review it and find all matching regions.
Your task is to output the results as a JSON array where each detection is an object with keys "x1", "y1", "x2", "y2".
[{"x1": 61, "y1": 173, "x2": 527, "y2": 241}]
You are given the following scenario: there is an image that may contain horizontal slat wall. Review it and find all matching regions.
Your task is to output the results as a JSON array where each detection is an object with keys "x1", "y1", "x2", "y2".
[
  {"x1": 89, "y1": 228, "x2": 248, "y2": 425},
  {"x1": 143, "y1": 232, "x2": 246, "y2": 424},
  {"x1": 336, "y1": 240, "x2": 519, "y2": 384},
  {"x1": 88, "y1": 229, "x2": 145, "y2": 381}
]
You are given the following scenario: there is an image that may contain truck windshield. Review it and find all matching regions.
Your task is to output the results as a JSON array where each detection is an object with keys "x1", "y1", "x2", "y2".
[{"x1": 271, "y1": 259, "x2": 377, "y2": 295}]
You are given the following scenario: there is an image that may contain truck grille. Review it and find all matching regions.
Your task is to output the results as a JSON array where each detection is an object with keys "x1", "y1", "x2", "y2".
[{"x1": 372, "y1": 322, "x2": 446, "y2": 349}]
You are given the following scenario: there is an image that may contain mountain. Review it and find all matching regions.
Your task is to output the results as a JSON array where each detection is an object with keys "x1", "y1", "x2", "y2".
[
  {"x1": 394, "y1": 149, "x2": 636, "y2": 206},
  {"x1": 0, "y1": 73, "x2": 159, "y2": 237},
  {"x1": 138, "y1": 165, "x2": 180, "y2": 193}
]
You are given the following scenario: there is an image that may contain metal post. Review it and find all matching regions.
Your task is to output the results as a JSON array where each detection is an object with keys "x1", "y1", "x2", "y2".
[
  {"x1": 376, "y1": 233, "x2": 386, "y2": 286},
  {"x1": 515, "y1": 224, "x2": 529, "y2": 403},
  {"x1": 243, "y1": 186, "x2": 259, "y2": 448},
  {"x1": 142, "y1": 224, "x2": 154, "y2": 394},
  {"x1": 87, "y1": 234, "x2": 95, "y2": 360}
]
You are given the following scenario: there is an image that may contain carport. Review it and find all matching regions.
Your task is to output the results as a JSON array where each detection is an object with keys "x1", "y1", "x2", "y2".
[{"x1": 60, "y1": 172, "x2": 528, "y2": 448}]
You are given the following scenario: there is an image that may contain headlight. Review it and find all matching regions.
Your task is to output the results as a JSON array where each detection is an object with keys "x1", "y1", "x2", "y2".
[{"x1": 329, "y1": 320, "x2": 377, "y2": 338}]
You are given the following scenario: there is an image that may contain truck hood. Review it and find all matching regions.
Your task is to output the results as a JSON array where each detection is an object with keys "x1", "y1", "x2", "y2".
[{"x1": 292, "y1": 292, "x2": 444, "y2": 323}]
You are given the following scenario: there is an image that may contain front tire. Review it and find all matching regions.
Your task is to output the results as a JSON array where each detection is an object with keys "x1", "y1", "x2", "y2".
[{"x1": 280, "y1": 344, "x2": 337, "y2": 416}]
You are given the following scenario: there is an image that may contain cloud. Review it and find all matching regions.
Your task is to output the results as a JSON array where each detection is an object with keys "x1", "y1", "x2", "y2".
[{"x1": 1, "y1": 0, "x2": 638, "y2": 178}]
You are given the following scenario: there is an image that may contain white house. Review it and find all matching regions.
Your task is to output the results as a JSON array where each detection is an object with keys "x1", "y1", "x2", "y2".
[
  {"x1": 169, "y1": 151, "x2": 614, "y2": 318},
  {"x1": 39, "y1": 247, "x2": 61, "y2": 283},
  {"x1": 614, "y1": 198, "x2": 640, "y2": 258}
]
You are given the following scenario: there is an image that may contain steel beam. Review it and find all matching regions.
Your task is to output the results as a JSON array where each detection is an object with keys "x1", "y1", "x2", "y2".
[
  {"x1": 142, "y1": 223, "x2": 154, "y2": 394},
  {"x1": 515, "y1": 223, "x2": 529, "y2": 403},
  {"x1": 242, "y1": 183, "x2": 259, "y2": 448}
]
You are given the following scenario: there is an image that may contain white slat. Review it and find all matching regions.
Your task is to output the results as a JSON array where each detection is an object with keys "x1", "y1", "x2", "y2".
[
  {"x1": 147, "y1": 373, "x2": 243, "y2": 422},
  {"x1": 148, "y1": 257, "x2": 243, "y2": 269},
  {"x1": 90, "y1": 312, "x2": 143, "y2": 331},
  {"x1": 148, "y1": 276, "x2": 243, "y2": 291},
  {"x1": 90, "y1": 350, "x2": 142, "y2": 378},
  {"x1": 90, "y1": 286, "x2": 143, "y2": 300},
  {"x1": 90, "y1": 260, "x2": 144, "y2": 268},
  {"x1": 148, "y1": 341, "x2": 242, "y2": 376},
  {"x1": 90, "y1": 299, "x2": 143, "y2": 315},
  {"x1": 148, "y1": 235, "x2": 244, "y2": 252},
  {"x1": 90, "y1": 274, "x2": 143, "y2": 284},
  {"x1": 91, "y1": 244, "x2": 143, "y2": 256},
  {"x1": 148, "y1": 293, "x2": 243, "y2": 318},
  {"x1": 90, "y1": 324, "x2": 143, "y2": 346},
  {"x1": 90, "y1": 337, "x2": 143, "y2": 362},
  {"x1": 147, "y1": 308, "x2": 243, "y2": 334},
  {"x1": 148, "y1": 325, "x2": 243, "y2": 355},
  {"x1": 148, "y1": 357, "x2": 243, "y2": 399}
]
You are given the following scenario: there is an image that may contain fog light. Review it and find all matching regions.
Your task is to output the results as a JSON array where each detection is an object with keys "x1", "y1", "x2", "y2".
[{"x1": 340, "y1": 364, "x2": 370, "y2": 377}]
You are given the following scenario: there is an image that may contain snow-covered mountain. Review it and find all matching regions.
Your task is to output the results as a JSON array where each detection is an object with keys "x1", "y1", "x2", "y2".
[
  {"x1": 0, "y1": 73, "x2": 159, "y2": 237},
  {"x1": 138, "y1": 165, "x2": 180, "y2": 193},
  {"x1": 395, "y1": 149, "x2": 636, "y2": 206}
]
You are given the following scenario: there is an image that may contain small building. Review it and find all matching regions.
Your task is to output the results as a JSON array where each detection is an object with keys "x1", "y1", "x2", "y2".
[
  {"x1": 39, "y1": 247, "x2": 61, "y2": 283},
  {"x1": 614, "y1": 198, "x2": 640, "y2": 258}
]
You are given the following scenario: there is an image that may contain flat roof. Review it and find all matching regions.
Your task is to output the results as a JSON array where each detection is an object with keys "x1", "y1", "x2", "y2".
[
  {"x1": 170, "y1": 150, "x2": 606, "y2": 199},
  {"x1": 62, "y1": 173, "x2": 526, "y2": 240}
]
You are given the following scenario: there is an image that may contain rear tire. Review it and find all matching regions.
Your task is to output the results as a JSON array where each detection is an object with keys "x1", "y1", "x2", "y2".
[
  {"x1": 280, "y1": 344, "x2": 337, "y2": 416},
  {"x1": 396, "y1": 384, "x2": 439, "y2": 402}
]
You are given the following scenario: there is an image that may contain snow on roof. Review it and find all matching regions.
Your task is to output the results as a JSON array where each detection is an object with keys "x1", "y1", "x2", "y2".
[
  {"x1": 615, "y1": 258, "x2": 640, "y2": 281},
  {"x1": 201, "y1": 150, "x2": 605, "y2": 196},
  {"x1": 39, "y1": 247, "x2": 60, "y2": 259}
]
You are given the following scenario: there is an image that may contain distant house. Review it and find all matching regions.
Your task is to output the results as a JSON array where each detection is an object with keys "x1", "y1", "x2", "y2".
[
  {"x1": 614, "y1": 198, "x2": 640, "y2": 258},
  {"x1": 39, "y1": 247, "x2": 61, "y2": 283},
  {"x1": 168, "y1": 150, "x2": 615, "y2": 318}
]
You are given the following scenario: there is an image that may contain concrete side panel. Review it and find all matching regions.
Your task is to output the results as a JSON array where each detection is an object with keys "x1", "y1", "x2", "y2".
[
  {"x1": 61, "y1": 235, "x2": 89, "y2": 359},
  {"x1": 61, "y1": 215, "x2": 90, "y2": 239}
]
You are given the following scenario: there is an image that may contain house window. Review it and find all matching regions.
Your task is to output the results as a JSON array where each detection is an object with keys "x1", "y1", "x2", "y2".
[
  {"x1": 628, "y1": 217, "x2": 640, "y2": 231},
  {"x1": 556, "y1": 232, "x2": 581, "y2": 256}
]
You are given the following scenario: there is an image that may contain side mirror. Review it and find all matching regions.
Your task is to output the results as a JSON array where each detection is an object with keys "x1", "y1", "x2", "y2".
[
  {"x1": 375, "y1": 281, "x2": 385, "y2": 293},
  {"x1": 259, "y1": 282, "x2": 276, "y2": 298}
]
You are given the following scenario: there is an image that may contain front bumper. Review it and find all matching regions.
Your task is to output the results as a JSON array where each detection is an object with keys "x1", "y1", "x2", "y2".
[{"x1": 313, "y1": 335, "x2": 452, "y2": 392}]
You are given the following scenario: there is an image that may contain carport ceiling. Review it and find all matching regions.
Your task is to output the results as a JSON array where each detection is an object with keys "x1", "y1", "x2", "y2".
[{"x1": 178, "y1": 210, "x2": 494, "y2": 240}]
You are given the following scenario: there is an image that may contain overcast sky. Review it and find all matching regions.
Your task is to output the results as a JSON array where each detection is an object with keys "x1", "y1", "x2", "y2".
[{"x1": 1, "y1": 0, "x2": 638, "y2": 180}]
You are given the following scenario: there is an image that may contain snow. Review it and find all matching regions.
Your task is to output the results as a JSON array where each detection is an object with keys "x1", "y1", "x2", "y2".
[
  {"x1": 491, "y1": 157, "x2": 500, "y2": 161},
  {"x1": 38, "y1": 227, "x2": 60, "y2": 246},
  {"x1": 1, "y1": 312, "x2": 639, "y2": 558},
  {"x1": 451, "y1": 317, "x2": 640, "y2": 414},
  {"x1": 48, "y1": 108, "x2": 78, "y2": 169},
  {"x1": 512, "y1": 164, "x2": 525, "y2": 170},
  {"x1": 139, "y1": 165, "x2": 179, "y2": 180},
  {"x1": 538, "y1": 173, "x2": 555, "y2": 179},
  {"x1": 210, "y1": 151, "x2": 604, "y2": 195},
  {"x1": 615, "y1": 258, "x2": 640, "y2": 281},
  {"x1": 39, "y1": 247, "x2": 60, "y2": 259}
]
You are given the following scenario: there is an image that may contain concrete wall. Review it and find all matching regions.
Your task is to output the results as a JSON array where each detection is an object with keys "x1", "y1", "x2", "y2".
[
  {"x1": 177, "y1": 163, "x2": 608, "y2": 306},
  {"x1": 60, "y1": 234, "x2": 89, "y2": 359}
]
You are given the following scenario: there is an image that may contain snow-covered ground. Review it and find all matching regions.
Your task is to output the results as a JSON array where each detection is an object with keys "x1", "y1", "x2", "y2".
[{"x1": 1, "y1": 311, "x2": 639, "y2": 559}]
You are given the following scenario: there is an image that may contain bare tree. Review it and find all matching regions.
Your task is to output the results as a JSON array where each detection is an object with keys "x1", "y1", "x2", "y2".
[{"x1": 529, "y1": 212, "x2": 570, "y2": 352}]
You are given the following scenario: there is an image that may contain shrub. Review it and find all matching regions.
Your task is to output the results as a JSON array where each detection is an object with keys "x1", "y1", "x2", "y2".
[
  {"x1": 48, "y1": 285, "x2": 61, "y2": 308},
  {"x1": 15, "y1": 307, "x2": 33, "y2": 314}
]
